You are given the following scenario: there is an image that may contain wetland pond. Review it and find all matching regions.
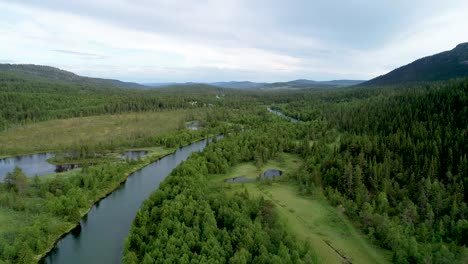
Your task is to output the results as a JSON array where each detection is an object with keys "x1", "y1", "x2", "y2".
[
  {"x1": 261, "y1": 169, "x2": 283, "y2": 179},
  {"x1": 0, "y1": 150, "x2": 150, "y2": 181},
  {"x1": 0, "y1": 153, "x2": 58, "y2": 181},
  {"x1": 225, "y1": 169, "x2": 284, "y2": 183}
]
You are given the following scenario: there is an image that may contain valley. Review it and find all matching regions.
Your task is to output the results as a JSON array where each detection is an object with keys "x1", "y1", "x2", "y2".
[
  {"x1": 1, "y1": 70, "x2": 467, "y2": 263},
  {"x1": 1, "y1": 5, "x2": 468, "y2": 263}
]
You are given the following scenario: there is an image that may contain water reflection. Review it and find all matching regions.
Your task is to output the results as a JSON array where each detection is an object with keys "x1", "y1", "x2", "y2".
[{"x1": 43, "y1": 137, "x2": 221, "y2": 264}]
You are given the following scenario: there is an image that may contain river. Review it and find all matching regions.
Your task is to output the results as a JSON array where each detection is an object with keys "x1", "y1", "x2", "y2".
[
  {"x1": 42, "y1": 137, "x2": 216, "y2": 264},
  {"x1": 267, "y1": 107, "x2": 300, "y2": 122}
]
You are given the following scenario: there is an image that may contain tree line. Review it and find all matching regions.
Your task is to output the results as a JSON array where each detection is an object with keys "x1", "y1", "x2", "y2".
[
  {"x1": 282, "y1": 79, "x2": 468, "y2": 263},
  {"x1": 124, "y1": 124, "x2": 318, "y2": 263}
]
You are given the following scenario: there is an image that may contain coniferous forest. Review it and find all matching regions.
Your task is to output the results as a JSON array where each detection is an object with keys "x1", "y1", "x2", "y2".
[
  {"x1": 0, "y1": 53, "x2": 468, "y2": 264},
  {"x1": 275, "y1": 80, "x2": 468, "y2": 262},
  {"x1": 3, "y1": 1, "x2": 468, "y2": 263},
  {"x1": 119, "y1": 80, "x2": 467, "y2": 264},
  {"x1": 1, "y1": 69, "x2": 468, "y2": 263}
]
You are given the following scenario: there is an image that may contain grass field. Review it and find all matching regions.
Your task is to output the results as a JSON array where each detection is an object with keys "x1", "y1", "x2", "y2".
[
  {"x1": 216, "y1": 153, "x2": 392, "y2": 264},
  {"x1": 217, "y1": 153, "x2": 302, "y2": 182},
  {"x1": 257, "y1": 185, "x2": 392, "y2": 264},
  {"x1": 0, "y1": 109, "x2": 203, "y2": 156}
]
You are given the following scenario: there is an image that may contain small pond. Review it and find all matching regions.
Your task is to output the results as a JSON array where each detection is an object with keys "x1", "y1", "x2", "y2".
[
  {"x1": 186, "y1": 121, "x2": 199, "y2": 130},
  {"x1": 261, "y1": 169, "x2": 283, "y2": 179},
  {"x1": 225, "y1": 176, "x2": 255, "y2": 183},
  {"x1": 0, "y1": 153, "x2": 56, "y2": 181},
  {"x1": 0, "y1": 153, "x2": 93, "y2": 181}
]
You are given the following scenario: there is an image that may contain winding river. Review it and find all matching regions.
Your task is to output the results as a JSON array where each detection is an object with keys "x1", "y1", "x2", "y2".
[
  {"x1": 42, "y1": 138, "x2": 216, "y2": 264},
  {"x1": 267, "y1": 107, "x2": 300, "y2": 123}
]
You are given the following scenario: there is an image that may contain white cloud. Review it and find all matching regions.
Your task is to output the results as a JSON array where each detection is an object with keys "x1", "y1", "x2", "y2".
[
  {"x1": 0, "y1": 0, "x2": 467, "y2": 82},
  {"x1": 0, "y1": 1, "x2": 307, "y2": 81}
]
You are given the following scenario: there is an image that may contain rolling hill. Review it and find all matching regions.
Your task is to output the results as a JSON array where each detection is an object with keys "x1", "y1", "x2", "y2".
[
  {"x1": 145, "y1": 79, "x2": 364, "y2": 89},
  {"x1": 262, "y1": 79, "x2": 364, "y2": 90},
  {"x1": 0, "y1": 64, "x2": 146, "y2": 89},
  {"x1": 364, "y1": 42, "x2": 468, "y2": 85},
  {"x1": 0, "y1": 64, "x2": 364, "y2": 90}
]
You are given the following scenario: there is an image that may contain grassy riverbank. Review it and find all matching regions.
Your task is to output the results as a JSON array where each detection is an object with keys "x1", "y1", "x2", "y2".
[
  {"x1": 36, "y1": 146, "x2": 176, "y2": 261},
  {"x1": 0, "y1": 129, "x2": 213, "y2": 263},
  {"x1": 215, "y1": 153, "x2": 392, "y2": 264}
]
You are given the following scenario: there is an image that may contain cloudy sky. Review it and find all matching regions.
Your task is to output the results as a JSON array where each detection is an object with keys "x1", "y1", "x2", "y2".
[{"x1": 1, "y1": 0, "x2": 467, "y2": 82}]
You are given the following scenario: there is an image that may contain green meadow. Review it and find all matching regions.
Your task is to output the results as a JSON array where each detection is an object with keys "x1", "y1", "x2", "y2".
[
  {"x1": 216, "y1": 153, "x2": 392, "y2": 264},
  {"x1": 0, "y1": 109, "x2": 203, "y2": 156}
]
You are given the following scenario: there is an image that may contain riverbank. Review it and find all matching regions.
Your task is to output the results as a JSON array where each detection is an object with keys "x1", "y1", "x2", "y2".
[
  {"x1": 36, "y1": 131, "x2": 219, "y2": 263},
  {"x1": 36, "y1": 146, "x2": 177, "y2": 261},
  {"x1": 0, "y1": 130, "x2": 216, "y2": 263},
  {"x1": 42, "y1": 135, "x2": 223, "y2": 263}
]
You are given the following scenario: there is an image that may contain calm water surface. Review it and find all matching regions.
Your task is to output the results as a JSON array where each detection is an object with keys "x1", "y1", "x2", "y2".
[
  {"x1": 43, "y1": 137, "x2": 218, "y2": 264},
  {"x1": 267, "y1": 107, "x2": 299, "y2": 123},
  {"x1": 0, "y1": 153, "x2": 56, "y2": 180}
]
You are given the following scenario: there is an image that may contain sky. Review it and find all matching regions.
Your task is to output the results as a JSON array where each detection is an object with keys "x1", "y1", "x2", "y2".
[{"x1": 1, "y1": 1, "x2": 468, "y2": 83}]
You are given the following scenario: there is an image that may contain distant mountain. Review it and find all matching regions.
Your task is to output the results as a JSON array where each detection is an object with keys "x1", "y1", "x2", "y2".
[
  {"x1": 144, "y1": 82, "x2": 179, "y2": 87},
  {"x1": 319, "y1": 80, "x2": 365, "y2": 86},
  {"x1": 144, "y1": 81, "x2": 264, "y2": 89},
  {"x1": 143, "y1": 81, "x2": 267, "y2": 89},
  {"x1": 209, "y1": 81, "x2": 267, "y2": 89},
  {"x1": 2, "y1": 64, "x2": 364, "y2": 90},
  {"x1": 364, "y1": 43, "x2": 468, "y2": 85},
  {"x1": 144, "y1": 82, "x2": 200, "y2": 88},
  {"x1": 262, "y1": 79, "x2": 364, "y2": 90},
  {"x1": 144, "y1": 79, "x2": 364, "y2": 89},
  {"x1": 0, "y1": 64, "x2": 146, "y2": 89}
]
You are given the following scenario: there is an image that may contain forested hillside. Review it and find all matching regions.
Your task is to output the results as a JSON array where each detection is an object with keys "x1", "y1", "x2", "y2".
[
  {"x1": 365, "y1": 43, "x2": 468, "y2": 85},
  {"x1": 0, "y1": 64, "x2": 145, "y2": 89},
  {"x1": 1, "y1": 64, "x2": 467, "y2": 263},
  {"x1": 119, "y1": 78, "x2": 468, "y2": 264},
  {"x1": 273, "y1": 79, "x2": 468, "y2": 263},
  {"x1": 2, "y1": 1, "x2": 468, "y2": 263},
  {"x1": 0, "y1": 68, "x2": 263, "y2": 130}
]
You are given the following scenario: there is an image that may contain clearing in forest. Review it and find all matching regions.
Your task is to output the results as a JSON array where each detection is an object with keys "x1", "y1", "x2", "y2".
[{"x1": 217, "y1": 153, "x2": 392, "y2": 264}]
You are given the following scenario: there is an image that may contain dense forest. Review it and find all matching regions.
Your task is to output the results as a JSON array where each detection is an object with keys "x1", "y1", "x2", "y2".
[
  {"x1": 274, "y1": 79, "x2": 468, "y2": 263},
  {"x1": 0, "y1": 70, "x2": 268, "y2": 131},
  {"x1": 126, "y1": 79, "x2": 468, "y2": 263},
  {"x1": 124, "y1": 116, "x2": 322, "y2": 263},
  {"x1": 0, "y1": 126, "x2": 227, "y2": 263},
  {"x1": 1, "y1": 64, "x2": 467, "y2": 263},
  {"x1": 364, "y1": 43, "x2": 468, "y2": 85}
]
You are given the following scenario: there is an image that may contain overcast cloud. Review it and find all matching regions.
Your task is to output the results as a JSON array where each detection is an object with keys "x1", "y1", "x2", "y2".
[{"x1": 1, "y1": 0, "x2": 467, "y2": 82}]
